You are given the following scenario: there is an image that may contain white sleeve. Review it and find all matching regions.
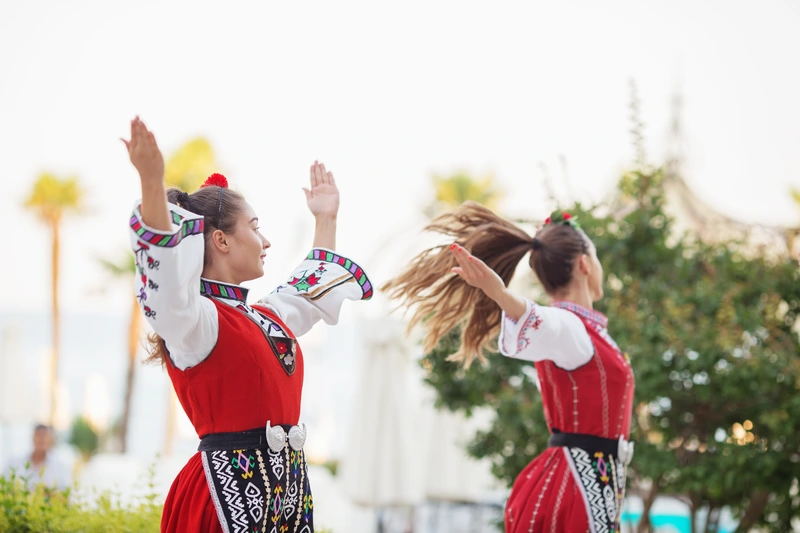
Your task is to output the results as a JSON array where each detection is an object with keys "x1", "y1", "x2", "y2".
[
  {"x1": 258, "y1": 248, "x2": 373, "y2": 337},
  {"x1": 499, "y1": 299, "x2": 594, "y2": 370},
  {"x1": 128, "y1": 201, "x2": 219, "y2": 370}
]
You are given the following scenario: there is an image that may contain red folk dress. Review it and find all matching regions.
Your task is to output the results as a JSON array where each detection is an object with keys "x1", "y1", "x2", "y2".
[
  {"x1": 499, "y1": 300, "x2": 635, "y2": 533},
  {"x1": 129, "y1": 202, "x2": 373, "y2": 533}
]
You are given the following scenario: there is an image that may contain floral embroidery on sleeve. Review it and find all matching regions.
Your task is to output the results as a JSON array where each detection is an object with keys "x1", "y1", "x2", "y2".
[
  {"x1": 129, "y1": 205, "x2": 204, "y2": 321},
  {"x1": 516, "y1": 305, "x2": 543, "y2": 353}
]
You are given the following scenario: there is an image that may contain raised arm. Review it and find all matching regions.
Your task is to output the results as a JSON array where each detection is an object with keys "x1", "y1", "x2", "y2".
[
  {"x1": 304, "y1": 161, "x2": 339, "y2": 250},
  {"x1": 258, "y1": 162, "x2": 372, "y2": 336},
  {"x1": 122, "y1": 117, "x2": 170, "y2": 231},
  {"x1": 123, "y1": 117, "x2": 218, "y2": 370},
  {"x1": 450, "y1": 243, "x2": 593, "y2": 369}
]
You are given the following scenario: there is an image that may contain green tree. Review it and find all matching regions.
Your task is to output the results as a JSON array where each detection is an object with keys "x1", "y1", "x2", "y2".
[
  {"x1": 68, "y1": 416, "x2": 99, "y2": 463},
  {"x1": 24, "y1": 173, "x2": 83, "y2": 427},
  {"x1": 421, "y1": 165, "x2": 800, "y2": 533}
]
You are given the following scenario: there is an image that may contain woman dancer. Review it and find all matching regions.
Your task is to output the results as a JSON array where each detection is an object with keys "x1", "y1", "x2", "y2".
[
  {"x1": 123, "y1": 116, "x2": 372, "y2": 533},
  {"x1": 383, "y1": 203, "x2": 634, "y2": 533}
]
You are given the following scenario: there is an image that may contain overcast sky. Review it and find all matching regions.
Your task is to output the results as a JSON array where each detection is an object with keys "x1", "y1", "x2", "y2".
[{"x1": 1, "y1": 0, "x2": 798, "y2": 313}]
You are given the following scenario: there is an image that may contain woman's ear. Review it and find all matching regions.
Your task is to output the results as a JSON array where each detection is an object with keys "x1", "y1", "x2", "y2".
[
  {"x1": 210, "y1": 229, "x2": 229, "y2": 254},
  {"x1": 578, "y1": 254, "x2": 591, "y2": 276}
]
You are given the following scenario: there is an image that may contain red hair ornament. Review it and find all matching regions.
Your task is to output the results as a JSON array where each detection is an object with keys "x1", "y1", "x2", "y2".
[{"x1": 201, "y1": 173, "x2": 229, "y2": 189}]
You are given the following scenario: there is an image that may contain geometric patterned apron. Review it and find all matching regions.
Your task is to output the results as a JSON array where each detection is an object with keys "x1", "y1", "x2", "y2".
[
  {"x1": 563, "y1": 446, "x2": 626, "y2": 533},
  {"x1": 201, "y1": 441, "x2": 313, "y2": 533}
]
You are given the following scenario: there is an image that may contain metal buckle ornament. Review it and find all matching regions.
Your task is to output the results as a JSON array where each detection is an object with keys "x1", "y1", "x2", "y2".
[
  {"x1": 266, "y1": 421, "x2": 307, "y2": 452},
  {"x1": 617, "y1": 436, "x2": 634, "y2": 466}
]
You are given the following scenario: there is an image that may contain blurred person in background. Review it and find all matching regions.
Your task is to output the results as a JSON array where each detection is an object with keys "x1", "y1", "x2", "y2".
[{"x1": 2, "y1": 424, "x2": 71, "y2": 491}]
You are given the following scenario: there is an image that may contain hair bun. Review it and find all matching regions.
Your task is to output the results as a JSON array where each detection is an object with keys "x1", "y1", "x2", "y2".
[{"x1": 177, "y1": 191, "x2": 191, "y2": 207}]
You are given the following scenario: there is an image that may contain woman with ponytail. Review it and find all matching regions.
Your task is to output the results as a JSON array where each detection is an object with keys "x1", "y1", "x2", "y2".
[
  {"x1": 123, "y1": 117, "x2": 372, "y2": 533},
  {"x1": 383, "y1": 202, "x2": 634, "y2": 533}
]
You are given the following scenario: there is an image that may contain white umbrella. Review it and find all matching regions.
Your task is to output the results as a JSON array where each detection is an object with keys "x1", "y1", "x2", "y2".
[
  {"x1": 416, "y1": 385, "x2": 500, "y2": 502},
  {"x1": 339, "y1": 314, "x2": 423, "y2": 507}
]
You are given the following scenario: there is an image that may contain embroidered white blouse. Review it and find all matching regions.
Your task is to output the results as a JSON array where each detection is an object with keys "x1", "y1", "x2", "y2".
[
  {"x1": 128, "y1": 202, "x2": 373, "y2": 370},
  {"x1": 498, "y1": 298, "x2": 611, "y2": 370}
]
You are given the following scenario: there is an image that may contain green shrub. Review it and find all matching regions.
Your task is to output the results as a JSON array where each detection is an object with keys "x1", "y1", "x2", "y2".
[
  {"x1": 0, "y1": 467, "x2": 339, "y2": 532},
  {"x1": 0, "y1": 468, "x2": 161, "y2": 533}
]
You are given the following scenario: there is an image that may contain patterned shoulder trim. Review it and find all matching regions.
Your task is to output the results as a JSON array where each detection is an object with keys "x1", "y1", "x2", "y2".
[
  {"x1": 307, "y1": 249, "x2": 373, "y2": 300},
  {"x1": 551, "y1": 300, "x2": 608, "y2": 329},
  {"x1": 129, "y1": 207, "x2": 204, "y2": 248}
]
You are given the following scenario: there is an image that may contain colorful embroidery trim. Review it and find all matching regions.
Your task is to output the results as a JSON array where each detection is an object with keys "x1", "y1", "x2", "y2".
[
  {"x1": 516, "y1": 303, "x2": 543, "y2": 354},
  {"x1": 551, "y1": 300, "x2": 609, "y2": 329},
  {"x1": 129, "y1": 208, "x2": 204, "y2": 248},
  {"x1": 306, "y1": 249, "x2": 373, "y2": 300},
  {"x1": 201, "y1": 279, "x2": 249, "y2": 303}
]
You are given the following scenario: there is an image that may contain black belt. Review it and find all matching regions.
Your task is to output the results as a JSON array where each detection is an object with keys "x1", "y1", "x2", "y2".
[
  {"x1": 548, "y1": 429, "x2": 619, "y2": 457},
  {"x1": 198, "y1": 425, "x2": 293, "y2": 452}
]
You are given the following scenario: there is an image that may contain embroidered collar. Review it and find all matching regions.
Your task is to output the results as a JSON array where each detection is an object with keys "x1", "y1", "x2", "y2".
[
  {"x1": 200, "y1": 278, "x2": 249, "y2": 304},
  {"x1": 551, "y1": 300, "x2": 608, "y2": 329}
]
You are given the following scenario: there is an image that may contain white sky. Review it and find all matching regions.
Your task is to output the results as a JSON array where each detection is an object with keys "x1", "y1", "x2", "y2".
[{"x1": 1, "y1": 0, "x2": 799, "y2": 313}]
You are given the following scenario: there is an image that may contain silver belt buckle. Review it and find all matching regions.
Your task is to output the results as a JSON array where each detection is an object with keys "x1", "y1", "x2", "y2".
[
  {"x1": 266, "y1": 421, "x2": 307, "y2": 452},
  {"x1": 617, "y1": 436, "x2": 634, "y2": 466}
]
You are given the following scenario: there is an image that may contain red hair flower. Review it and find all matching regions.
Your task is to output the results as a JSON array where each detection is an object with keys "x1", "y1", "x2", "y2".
[{"x1": 201, "y1": 173, "x2": 229, "y2": 188}]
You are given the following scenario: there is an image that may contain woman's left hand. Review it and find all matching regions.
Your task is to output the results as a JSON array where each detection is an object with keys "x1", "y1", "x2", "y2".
[{"x1": 304, "y1": 161, "x2": 340, "y2": 219}]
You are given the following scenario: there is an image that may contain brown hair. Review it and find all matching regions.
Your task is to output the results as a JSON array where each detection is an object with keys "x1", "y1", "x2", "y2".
[
  {"x1": 145, "y1": 184, "x2": 247, "y2": 366},
  {"x1": 381, "y1": 201, "x2": 589, "y2": 368}
]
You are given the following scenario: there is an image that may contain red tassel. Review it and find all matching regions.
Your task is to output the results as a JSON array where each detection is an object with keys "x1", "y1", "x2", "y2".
[{"x1": 201, "y1": 173, "x2": 229, "y2": 188}]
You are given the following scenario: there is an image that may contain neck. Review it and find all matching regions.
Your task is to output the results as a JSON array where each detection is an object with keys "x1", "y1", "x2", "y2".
[
  {"x1": 202, "y1": 266, "x2": 240, "y2": 286},
  {"x1": 30, "y1": 451, "x2": 46, "y2": 465},
  {"x1": 554, "y1": 284, "x2": 593, "y2": 309}
]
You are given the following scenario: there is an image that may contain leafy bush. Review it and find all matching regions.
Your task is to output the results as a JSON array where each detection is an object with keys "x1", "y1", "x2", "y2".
[
  {"x1": 0, "y1": 467, "x2": 338, "y2": 532},
  {"x1": 0, "y1": 467, "x2": 160, "y2": 533}
]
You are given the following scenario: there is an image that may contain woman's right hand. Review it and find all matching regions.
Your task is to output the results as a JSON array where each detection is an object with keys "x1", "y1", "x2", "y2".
[
  {"x1": 122, "y1": 116, "x2": 165, "y2": 187},
  {"x1": 450, "y1": 243, "x2": 506, "y2": 299},
  {"x1": 450, "y1": 243, "x2": 528, "y2": 321}
]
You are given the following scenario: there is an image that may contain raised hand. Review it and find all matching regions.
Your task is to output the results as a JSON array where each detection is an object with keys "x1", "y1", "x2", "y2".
[
  {"x1": 121, "y1": 117, "x2": 165, "y2": 187},
  {"x1": 303, "y1": 161, "x2": 340, "y2": 219},
  {"x1": 450, "y1": 243, "x2": 506, "y2": 298}
]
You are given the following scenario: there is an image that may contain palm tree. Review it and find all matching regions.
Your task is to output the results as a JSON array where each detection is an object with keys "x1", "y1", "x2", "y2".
[
  {"x1": 164, "y1": 137, "x2": 219, "y2": 190},
  {"x1": 98, "y1": 254, "x2": 139, "y2": 453},
  {"x1": 104, "y1": 137, "x2": 219, "y2": 453},
  {"x1": 425, "y1": 171, "x2": 504, "y2": 217},
  {"x1": 24, "y1": 173, "x2": 83, "y2": 426}
]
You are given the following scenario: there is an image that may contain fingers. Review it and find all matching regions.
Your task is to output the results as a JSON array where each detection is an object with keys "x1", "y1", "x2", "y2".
[
  {"x1": 449, "y1": 244, "x2": 475, "y2": 275},
  {"x1": 315, "y1": 161, "x2": 325, "y2": 185},
  {"x1": 120, "y1": 138, "x2": 130, "y2": 151},
  {"x1": 310, "y1": 162, "x2": 319, "y2": 188},
  {"x1": 302, "y1": 187, "x2": 312, "y2": 201},
  {"x1": 451, "y1": 243, "x2": 489, "y2": 280},
  {"x1": 327, "y1": 171, "x2": 335, "y2": 185},
  {"x1": 319, "y1": 163, "x2": 329, "y2": 185}
]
